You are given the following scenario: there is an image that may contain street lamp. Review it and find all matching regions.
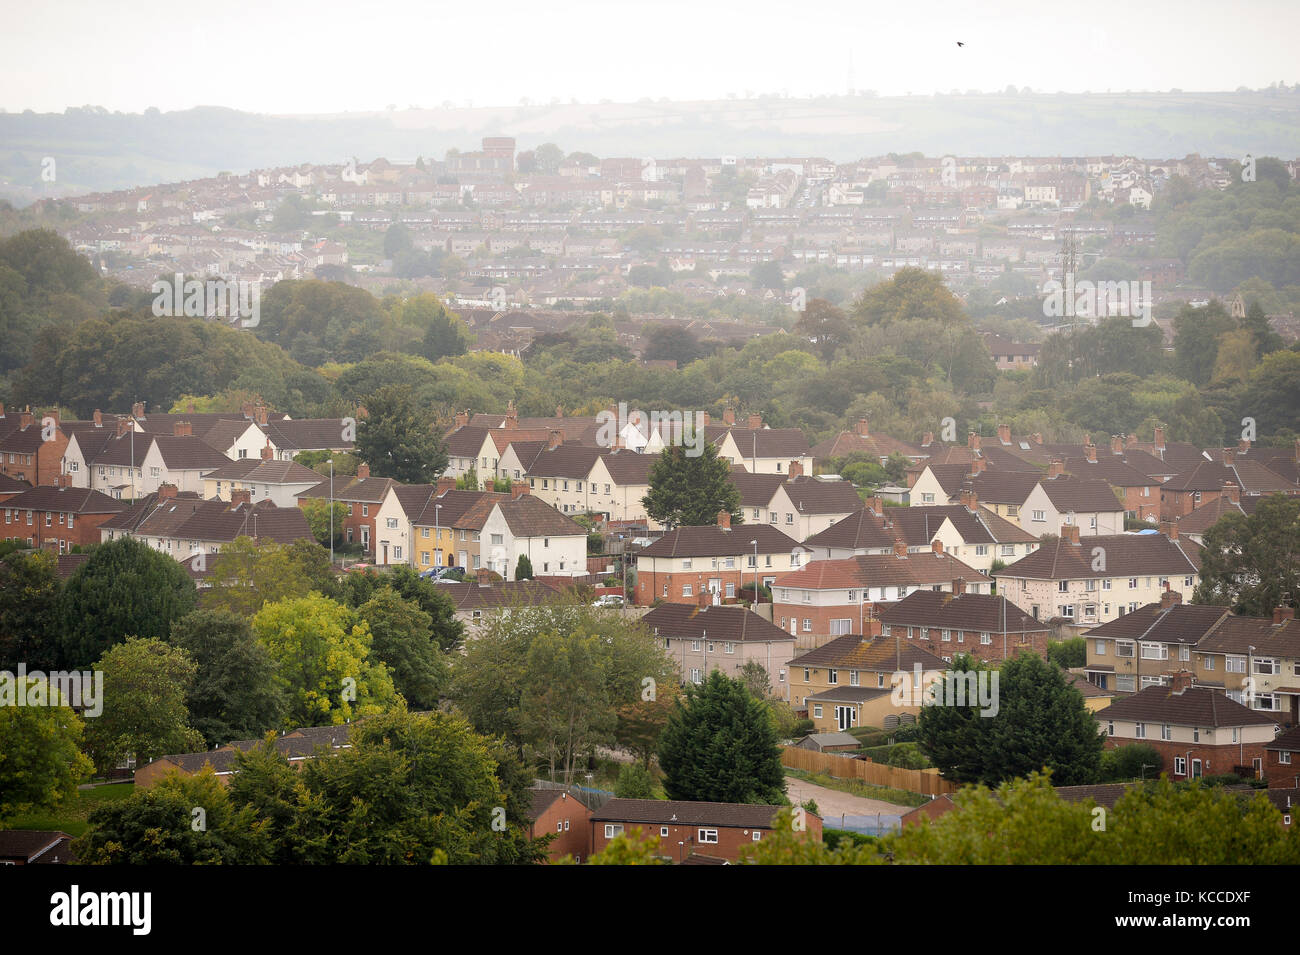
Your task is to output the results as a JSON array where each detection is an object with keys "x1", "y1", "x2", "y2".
[
  {"x1": 434, "y1": 503, "x2": 443, "y2": 568},
  {"x1": 327, "y1": 458, "x2": 334, "y2": 566},
  {"x1": 750, "y1": 539, "x2": 758, "y2": 604}
]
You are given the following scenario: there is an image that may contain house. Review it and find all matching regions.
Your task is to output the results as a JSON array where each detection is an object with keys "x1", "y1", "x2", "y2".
[
  {"x1": 135, "y1": 723, "x2": 353, "y2": 788},
  {"x1": 643, "y1": 600, "x2": 797, "y2": 699},
  {"x1": 1173, "y1": 486, "x2": 1261, "y2": 545},
  {"x1": 771, "y1": 545, "x2": 990, "y2": 640},
  {"x1": 66, "y1": 419, "x2": 232, "y2": 499},
  {"x1": 809, "y1": 417, "x2": 923, "y2": 467},
  {"x1": 708, "y1": 412, "x2": 812, "y2": 475},
  {"x1": 995, "y1": 524, "x2": 1201, "y2": 630},
  {"x1": 296, "y1": 463, "x2": 398, "y2": 556},
  {"x1": 787, "y1": 621, "x2": 948, "y2": 727},
  {"x1": 589, "y1": 798, "x2": 821, "y2": 863},
  {"x1": 0, "y1": 473, "x2": 32, "y2": 503},
  {"x1": 1159, "y1": 453, "x2": 1298, "y2": 520},
  {"x1": 528, "y1": 788, "x2": 593, "y2": 863},
  {"x1": 1018, "y1": 466, "x2": 1126, "y2": 537},
  {"x1": 1094, "y1": 671, "x2": 1281, "y2": 780},
  {"x1": 202, "y1": 448, "x2": 326, "y2": 507},
  {"x1": 877, "y1": 588, "x2": 1051, "y2": 663},
  {"x1": 1194, "y1": 606, "x2": 1299, "y2": 720},
  {"x1": 434, "y1": 573, "x2": 563, "y2": 633},
  {"x1": 1263, "y1": 725, "x2": 1300, "y2": 789},
  {"x1": 480, "y1": 493, "x2": 589, "y2": 580},
  {"x1": 1062, "y1": 439, "x2": 1161, "y2": 522},
  {"x1": 762, "y1": 468, "x2": 865, "y2": 542},
  {"x1": 371, "y1": 483, "x2": 437, "y2": 566},
  {"x1": 1082, "y1": 592, "x2": 1231, "y2": 695},
  {"x1": 805, "y1": 494, "x2": 1037, "y2": 571},
  {"x1": 1, "y1": 478, "x2": 126, "y2": 552},
  {"x1": 908, "y1": 462, "x2": 1041, "y2": 522},
  {"x1": 410, "y1": 486, "x2": 515, "y2": 575},
  {"x1": 633, "y1": 513, "x2": 801, "y2": 606},
  {"x1": 0, "y1": 406, "x2": 68, "y2": 486},
  {"x1": 0, "y1": 830, "x2": 76, "y2": 864}
]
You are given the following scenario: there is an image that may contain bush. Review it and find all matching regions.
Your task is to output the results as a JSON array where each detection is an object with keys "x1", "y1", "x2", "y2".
[
  {"x1": 1099, "y1": 744, "x2": 1163, "y2": 782},
  {"x1": 1047, "y1": 637, "x2": 1086, "y2": 669},
  {"x1": 800, "y1": 798, "x2": 819, "y2": 816},
  {"x1": 885, "y1": 743, "x2": 930, "y2": 769},
  {"x1": 614, "y1": 763, "x2": 656, "y2": 799},
  {"x1": 791, "y1": 718, "x2": 815, "y2": 738}
]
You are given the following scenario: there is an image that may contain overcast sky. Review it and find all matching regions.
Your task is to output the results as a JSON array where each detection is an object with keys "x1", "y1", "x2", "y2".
[{"x1": 3, "y1": 0, "x2": 1295, "y2": 114}]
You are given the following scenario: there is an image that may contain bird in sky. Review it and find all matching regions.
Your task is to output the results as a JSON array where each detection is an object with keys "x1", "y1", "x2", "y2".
[{"x1": 956, "y1": 41, "x2": 965, "y2": 47}]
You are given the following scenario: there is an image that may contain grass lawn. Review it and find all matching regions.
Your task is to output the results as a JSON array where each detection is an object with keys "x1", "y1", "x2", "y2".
[
  {"x1": 785, "y1": 767, "x2": 928, "y2": 809},
  {"x1": 1, "y1": 783, "x2": 135, "y2": 838}
]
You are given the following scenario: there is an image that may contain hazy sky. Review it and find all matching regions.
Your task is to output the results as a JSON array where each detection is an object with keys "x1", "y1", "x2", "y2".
[{"x1": 3, "y1": 0, "x2": 1296, "y2": 114}]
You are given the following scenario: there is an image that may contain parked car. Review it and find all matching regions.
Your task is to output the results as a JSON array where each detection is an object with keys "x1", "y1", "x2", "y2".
[{"x1": 592, "y1": 594, "x2": 626, "y2": 608}]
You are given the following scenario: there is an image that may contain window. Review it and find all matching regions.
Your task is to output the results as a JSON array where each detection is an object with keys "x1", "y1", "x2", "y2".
[
  {"x1": 1006, "y1": 505, "x2": 1018, "y2": 517},
  {"x1": 1116, "y1": 641, "x2": 1135, "y2": 658},
  {"x1": 1094, "y1": 639, "x2": 1106, "y2": 656},
  {"x1": 1282, "y1": 752, "x2": 1293, "y2": 765},
  {"x1": 682, "y1": 584, "x2": 693, "y2": 597},
  {"x1": 689, "y1": 668, "x2": 702, "y2": 684},
  {"x1": 975, "y1": 545, "x2": 988, "y2": 556},
  {"x1": 850, "y1": 670, "x2": 860, "y2": 686},
  {"x1": 1107, "y1": 721, "x2": 1114, "y2": 736},
  {"x1": 1032, "y1": 510, "x2": 1045, "y2": 522},
  {"x1": 1058, "y1": 580, "x2": 1069, "y2": 593},
  {"x1": 362, "y1": 505, "x2": 368, "y2": 517},
  {"x1": 1204, "y1": 655, "x2": 1215, "y2": 671},
  {"x1": 812, "y1": 704, "x2": 823, "y2": 718},
  {"x1": 660, "y1": 827, "x2": 670, "y2": 837},
  {"x1": 1128, "y1": 577, "x2": 1138, "y2": 589},
  {"x1": 1001, "y1": 544, "x2": 1015, "y2": 557},
  {"x1": 386, "y1": 518, "x2": 398, "y2": 529},
  {"x1": 1254, "y1": 658, "x2": 1280, "y2": 675},
  {"x1": 752, "y1": 831, "x2": 762, "y2": 842},
  {"x1": 1135, "y1": 722, "x2": 1146, "y2": 739},
  {"x1": 1102, "y1": 579, "x2": 1111, "y2": 590},
  {"x1": 1174, "y1": 757, "x2": 1186, "y2": 775},
  {"x1": 921, "y1": 493, "x2": 935, "y2": 503},
  {"x1": 698, "y1": 829, "x2": 719, "y2": 844},
  {"x1": 682, "y1": 558, "x2": 692, "y2": 570},
  {"x1": 828, "y1": 669, "x2": 838, "y2": 685},
  {"x1": 1161, "y1": 723, "x2": 1172, "y2": 740},
  {"x1": 1226, "y1": 656, "x2": 1246, "y2": 674},
  {"x1": 394, "y1": 547, "x2": 402, "y2": 560},
  {"x1": 604, "y1": 825, "x2": 624, "y2": 838},
  {"x1": 691, "y1": 640, "x2": 701, "y2": 652},
  {"x1": 491, "y1": 534, "x2": 503, "y2": 546},
  {"x1": 981, "y1": 631, "x2": 992, "y2": 645},
  {"x1": 1116, "y1": 675, "x2": 1135, "y2": 692},
  {"x1": 1141, "y1": 643, "x2": 1168, "y2": 660},
  {"x1": 724, "y1": 642, "x2": 734, "y2": 654}
]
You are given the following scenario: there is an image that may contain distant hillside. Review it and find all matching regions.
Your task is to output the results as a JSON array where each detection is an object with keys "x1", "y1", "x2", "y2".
[{"x1": 1, "y1": 91, "x2": 1298, "y2": 199}]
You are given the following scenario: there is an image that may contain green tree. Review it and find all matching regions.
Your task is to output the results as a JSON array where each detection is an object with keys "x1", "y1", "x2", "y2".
[
  {"x1": 642, "y1": 324, "x2": 705, "y2": 366},
  {"x1": 795, "y1": 298, "x2": 852, "y2": 363},
  {"x1": 204, "y1": 536, "x2": 338, "y2": 617},
  {"x1": 515, "y1": 554, "x2": 534, "y2": 580},
  {"x1": 1195, "y1": 493, "x2": 1300, "y2": 615},
  {"x1": 643, "y1": 442, "x2": 742, "y2": 529},
  {"x1": 375, "y1": 565, "x2": 465, "y2": 652},
  {"x1": 0, "y1": 677, "x2": 94, "y2": 818},
  {"x1": 918, "y1": 653, "x2": 1105, "y2": 786},
  {"x1": 1173, "y1": 300, "x2": 1237, "y2": 386},
  {"x1": 1099, "y1": 743, "x2": 1164, "y2": 782},
  {"x1": 168, "y1": 609, "x2": 285, "y2": 747},
  {"x1": 1046, "y1": 637, "x2": 1086, "y2": 669},
  {"x1": 852, "y1": 267, "x2": 965, "y2": 327},
  {"x1": 518, "y1": 630, "x2": 613, "y2": 781},
  {"x1": 738, "y1": 659, "x2": 772, "y2": 699},
  {"x1": 354, "y1": 384, "x2": 449, "y2": 483},
  {"x1": 0, "y1": 549, "x2": 61, "y2": 671},
  {"x1": 299, "y1": 499, "x2": 347, "y2": 549},
  {"x1": 58, "y1": 536, "x2": 198, "y2": 669},
  {"x1": 614, "y1": 763, "x2": 657, "y2": 799},
  {"x1": 353, "y1": 588, "x2": 448, "y2": 709},
  {"x1": 82, "y1": 637, "x2": 205, "y2": 774},
  {"x1": 657, "y1": 670, "x2": 785, "y2": 804}
]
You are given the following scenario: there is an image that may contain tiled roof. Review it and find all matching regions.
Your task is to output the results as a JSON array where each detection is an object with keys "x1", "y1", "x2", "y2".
[
  {"x1": 298, "y1": 475, "x2": 397, "y2": 503},
  {"x1": 523, "y1": 444, "x2": 604, "y2": 479},
  {"x1": 1083, "y1": 602, "x2": 1228, "y2": 645},
  {"x1": 774, "y1": 552, "x2": 989, "y2": 590},
  {"x1": 127, "y1": 498, "x2": 311, "y2": 545},
  {"x1": 997, "y1": 533, "x2": 1201, "y2": 580},
  {"x1": 1, "y1": 486, "x2": 125, "y2": 514},
  {"x1": 438, "y1": 578, "x2": 564, "y2": 610},
  {"x1": 591, "y1": 798, "x2": 792, "y2": 829},
  {"x1": 202, "y1": 458, "x2": 324, "y2": 484},
  {"x1": 877, "y1": 590, "x2": 1046, "y2": 635},
  {"x1": 1062, "y1": 455, "x2": 1159, "y2": 487},
  {"x1": 495, "y1": 495, "x2": 588, "y2": 538},
  {"x1": 1094, "y1": 684, "x2": 1279, "y2": 728},
  {"x1": 710, "y1": 426, "x2": 810, "y2": 458},
  {"x1": 809, "y1": 429, "x2": 921, "y2": 462},
  {"x1": 640, "y1": 523, "x2": 800, "y2": 558},
  {"x1": 600, "y1": 450, "x2": 655, "y2": 486},
  {"x1": 444, "y1": 425, "x2": 492, "y2": 457},
  {"x1": 1035, "y1": 476, "x2": 1127, "y2": 513},
  {"x1": 806, "y1": 686, "x2": 893, "y2": 703},
  {"x1": 643, "y1": 602, "x2": 796, "y2": 643},
  {"x1": 728, "y1": 467, "x2": 786, "y2": 508},
  {"x1": 261, "y1": 418, "x2": 355, "y2": 451},
  {"x1": 779, "y1": 476, "x2": 863, "y2": 515},
  {"x1": 789, "y1": 634, "x2": 948, "y2": 671}
]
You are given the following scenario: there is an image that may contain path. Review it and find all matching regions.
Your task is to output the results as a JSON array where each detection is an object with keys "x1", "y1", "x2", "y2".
[{"x1": 784, "y1": 774, "x2": 913, "y2": 818}]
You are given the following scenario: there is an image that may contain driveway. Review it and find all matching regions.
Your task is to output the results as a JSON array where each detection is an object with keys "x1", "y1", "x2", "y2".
[{"x1": 784, "y1": 774, "x2": 913, "y2": 821}]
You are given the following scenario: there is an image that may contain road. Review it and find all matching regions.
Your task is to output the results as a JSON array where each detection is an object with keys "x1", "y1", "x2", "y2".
[{"x1": 784, "y1": 774, "x2": 914, "y2": 820}]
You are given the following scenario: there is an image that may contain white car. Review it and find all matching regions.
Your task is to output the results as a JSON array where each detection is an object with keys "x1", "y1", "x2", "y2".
[{"x1": 592, "y1": 594, "x2": 626, "y2": 608}]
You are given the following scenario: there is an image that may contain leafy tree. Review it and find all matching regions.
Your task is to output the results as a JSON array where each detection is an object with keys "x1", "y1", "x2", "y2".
[
  {"x1": 1242, "y1": 300, "x2": 1283, "y2": 359},
  {"x1": 1241, "y1": 350, "x2": 1300, "y2": 439},
  {"x1": 251, "y1": 593, "x2": 398, "y2": 727},
  {"x1": 533, "y1": 143, "x2": 564, "y2": 175},
  {"x1": 74, "y1": 768, "x2": 263, "y2": 864},
  {"x1": 58, "y1": 536, "x2": 198, "y2": 668},
  {"x1": 383, "y1": 222, "x2": 414, "y2": 259},
  {"x1": 643, "y1": 442, "x2": 742, "y2": 529},
  {"x1": 82, "y1": 637, "x2": 205, "y2": 774},
  {"x1": 515, "y1": 554, "x2": 534, "y2": 580},
  {"x1": 738, "y1": 659, "x2": 772, "y2": 699},
  {"x1": 615, "y1": 683, "x2": 680, "y2": 769},
  {"x1": 657, "y1": 670, "x2": 785, "y2": 804},
  {"x1": 1046, "y1": 637, "x2": 1086, "y2": 669},
  {"x1": 0, "y1": 549, "x2": 61, "y2": 671},
  {"x1": 918, "y1": 653, "x2": 1104, "y2": 786},
  {"x1": 575, "y1": 831, "x2": 671, "y2": 865},
  {"x1": 642, "y1": 324, "x2": 705, "y2": 366},
  {"x1": 168, "y1": 609, "x2": 285, "y2": 747},
  {"x1": 299, "y1": 498, "x2": 347, "y2": 549},
  {"x1": 1195, "y1": 493, "x2": 1300, "y2": 615},
  {"x1": 796, "y1": 298, "x2": 852, "y2": 362},
  {"x1": 374, "y1": 565, "x2": 465, "y2": 652},
  {"x1": 1099, "y1": 743, "x2": 1164, "y2": 782},
  {"x1": 0, "y1": 677, "x2": 94, "y2": 818},
  {"x1": 354, "y1": 384, "x2": 449, "y2": 483},
  {"x1": 1173, "y1": 300, "x2": 1237, "y2": 386},
  {"x1": 204, "y1": 536, "x2": 338, "y2": 617},
  {"x1": 353, "y1": 588, "x2": 448, "y2": 709},
  {"x1": 749, "y1": 260, "x2": 785, "y2": 291},
  {"x1": 852, "y1": 267, "x2": 965, "y2": 327},
  {"x1": 518, "y1": 630, "x2": 613, "y2": 781}
]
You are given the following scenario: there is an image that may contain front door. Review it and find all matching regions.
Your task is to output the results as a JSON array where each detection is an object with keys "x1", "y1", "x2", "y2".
[
  {"x1": 1191, "y1": 759, "x2": 1202, "y2": 778},
  {"x1": 835, "y1": 705, "x2": 857, "y2": 731},
  {"x1": 361, "y1": 526, "x2": 370, "y2": 551},
  {"x1": 382, "y1": 543, "x2": 389, "y2": 565}
]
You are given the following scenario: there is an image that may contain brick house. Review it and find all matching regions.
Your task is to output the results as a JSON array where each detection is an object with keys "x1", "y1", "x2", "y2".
[
  {"x1": 1063, "y1": 440, "x2": 1160, "y2": 522},
  {"x1": 633, "y1": 514, "x2": 800, "y2": 606},
  {"x1": 527, "y1": 789, "x2": 593, "y2": 863},
  {"x1": 643, "y1": 600, "x2": 797, "y2": 699},
  {"x1": 1, "y1": 478, "x2": 126, "y2": 552},
  {"x1": 1081, "y1": 591, "x2": 1227, "y2": 694},
  {"x1": 1094, "y1": 671, "x2": 1281, "y2": 780},
  {"x1": 0, "y1": 406, "x2": 68, "y2": 487},
  {"x1": 296, "y1": 463, "x2": 396, "y2": 556},
  {"x1": 878, "y1": 587, "x2": 1051, "y2": 663},
  {"x1": 1159, "y1": 453, "x2": 1298, "y2": 521},
  {"x1": 589, "y1": 798, "x2": 821, "y2": 863}
]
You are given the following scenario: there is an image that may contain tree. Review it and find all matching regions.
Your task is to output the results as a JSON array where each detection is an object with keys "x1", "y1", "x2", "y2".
[
  {"x1": 375, "y1": 565, "x2": 465, "y2": 652},
  {"x1": 383, "y1": 222, "x2": 414, "y2": 259},
  {"x1": 518, "y1": 630, "x2": 613, "y2": 781},
  {"x1": 0, "y1": 549, "x2": 61, "y2": 671},
  {"x1": 204, "y1": 536, "x2": 338, "y2": 617},
  {"x1": 643, "y1": 443, "x2": 742, "y2": 529},
  {"x1": 738, "y1": 659, "x2": 772, "y2": 699},
  {"x1": 614, "y1": 763, "x2": 656, "y2": 798},
  {"x1": 918, "y1": 652, "x2": 1105, "y2": 786},
  {"x1": 58, "y1": 537, "x2": 198, "y2": 668},
  {"x1": 168, "y1": 610, "x2": 285, "y2": 748},
  {"x1": 421, "y1": 309, "x2": 474, "y2": 362},
  {"x1": 515, "y1": 554, "x2": 534, "y2": 580},
  {"x1": 1099, "y1": 743, "x2": 1163, "y2": 782},
  {"x1": 1046, "y1": 637, "x2": 1086, "y2": 669},
  {"x1": 1173, "y1": 300, "x2": 1236, "y2": 386},
  {"x1": 642, "y1": 324, "x2": 705, "y2": 366},
  {"x1": 251, "y1": 593, "x2": 398, "y2": 728},
  {"x1": 1242, "y1": 300, "x2": 1283, "y2": 359},
  {"x1": 749, "y1": 260, "x2": 785, "y2": 291},
  {"x1": 354, "y1": 384, "x2": 449, "y2": 483},
  {"x1": 657, "y1": 670, "x2": 785, "y2": 804},
  {"x1": 82, "y1": 637, "x2": 205, "y2": 775},
  {"x1": 852, "y1": 267, "x2": 965, "y2": 327},
  {"x1": 615, "y1": 684, "x2": 680, "y2": 769},
  {"x1": 795, "y1": 298, "x2": 852, "y2": 363},
  {"x1": 534, "y1": 143, "x2": 564, "y2": 175},
  {"x1": 299, "y1": 499, "x2": 347, "y2": 549},
  {"x1": 0, "y1": 677, "x2": 94, "y2": 818},
  {"x1": 1195, "y1": 494, "x2": 1300, "y2": 615},
  {"x1": 353, "y1": 588, "x2": 448, "y2": 709}
]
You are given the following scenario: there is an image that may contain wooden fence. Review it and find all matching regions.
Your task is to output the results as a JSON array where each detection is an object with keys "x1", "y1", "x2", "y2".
[{"x1": 782, "y1": 746, "x2": 957, "y2": 797}]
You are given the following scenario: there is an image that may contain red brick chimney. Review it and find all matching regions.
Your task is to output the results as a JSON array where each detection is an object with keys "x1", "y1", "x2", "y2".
[
  {"x1": 435, "y1": 476, "x2": 456, "y2": 495},
  {"x1": 505, "y1": 400, "x2": 518, "y2": 430},
  {"x1": 1223, "y1": 482, "x2": 1240, "y2": 504},
  {"x1": 1169, "y1": 669, "x2": 1193, "y2": 694},
  {"x1": 454, "y1": 410, "x2": 469, "y2": 430},
  {"x1": 93, "y1": 409, "x2": 103, "y2": 428},
  {"x1": 1047, "y1": 457, "x2": 1064, "y2": 479},
  {"x1": 893, "y1": 537, "x2": 908, "y2": 557},
  {"x1": 56, "y1": 472, "x2": 72, "y2": 489},
  {"x1": 132, "y1": 401, "x2": 144, "y2": 418},
  {"x1": 1110, "y1": 434, "x2": 1123, "y2": 455},
  {"x1": 1126, "y1": 433, "x2": 1138, "y2": 450},
  {"x1": 477, "y1": 567, "x2": 492, "y2": 587},
  {"x1": 865, "y1": 496, "x2": 884, "y2": 516},
  {"x1": 997, "y1": 423, "x2": 1011, "y2": 445},
  {"x1": 747, "y1": 412, "x2": 763, "y2": 431},
  {"x1": 698, "y1": 590, "x2": 716, "y2": 609},
  {"x1": 969, "y1": 457, "x2": 987, "y2": 476},
  {"x1": 1062, "y1": 524, "x2": 1080, "y2": 545},
  {"x1": 260, "y1": 441, "x2": 273, "y2": 460},
  {"x1": 555, "y1": 404, "x2": 564, "y2": 418},
  {"x1": 547, "y1": 429, "x2": 563, "y2": 450},
  {"x1": 862, "y1": 617, "x2": 883, "y2": 639},
  {"x1": 1274, "y1": 607, "x2": 1296, "y2": 625},
  {"x1": 967, "y1": 431, "x2": 980, "y2": 452},
  {"x1": 19, "y1": 410, "x2": 33, "y2": 429},
  {"x1": 1084, "y1": 441, "x2": 1096, "y2": 463},
  {"x1": 1159, "y1": 520, "x2": 1179, "y2": 541},
  {"x1": 922, "y1": 431, "x2": 934, "y2": 447},
  {"x1": 788, "y1": 460, "x2": 803, "y2": 479},
  {"x1": 932, "y1": 539, "x2": 944, "y2": 555},
  {"x1": 723, "y1": 406, "x2": 736, "y2": 426},
  {"x1": 1160, "y1": 588, "x2": 1183, "y2": 609},
  {"x1": 511, "y1": 480, "x2": 529, "y2": 500},
  {"x1": 717, "y1": 510, "x2": 731, "y2": 530},
  {"x1": 230, "y1": 488, "x2": 251, "y2": 507},
  {"x1": 960, "y1": 488, "x2": 978, "y2": 511},
  {"x1": 357, "y1": 462, "x2": 371, "y2": 480},
  {"x1": 255, "y1": 405, "x2": 268, "y2": 427},
  {"x1": 856, "y1": 418, "x2": 870, "y2": 437},
  {"x1": 1153, "y1": 425, "x2": 1166, "y2": 451},
  {"x1": 701, "y1": 411, "x2": 711, "y2": 427},
  {"x1": 952, "y1": 577, "x2": 966, "y2": 595},
  {"x1": 158, "y1": 482, "x2": 178, "y2": 500},
  {"x1": 1238, "y1": 437, "x2": 1250, "y2": 454},
  {"x1": 1030, "y1": 432, "x2": 1043, "y2": 445},
  {"x1": 1223, "y1": 449, "x2": 1234, "y2": 468},
  {"x1": 174, "y1": 420, "x2": 193, "y2": 437},
  {"x1": 116, "y1": 417, "x2": 132, "y2": 437}
]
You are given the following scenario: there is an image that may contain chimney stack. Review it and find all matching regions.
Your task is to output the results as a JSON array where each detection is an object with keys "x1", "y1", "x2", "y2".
[
  {"x1": 357, "y1": 462, "x2": 371, "y2": 480},
  {"x1": 19, "y1": 410, "x2": 33, "y2": 429},
  {"x1": 932, "y1": 539, "x2": 945, "y2": 555},
  {"x1": 1062, "y1": 524, "x2": 1080, "y2": 545},
  {"x1": 723, "y1": 407, "x2": 736, "y2": 427},
  {"x1": 511, "y1": 480, "x2": 529, "y2": 500},
  {"x1": 116, "y1": 417, "x2": 131, "y2": 437},
  {"x1": 698, "y1": 590, "x2": 716, "y2": 609},
  {"x1": 862, "y1": 617, "x2": 883, "y2": 639},
  {"x1": 701, "y1": 411, "x2": 711, "y2": 427},
  {"x1": 865, "y1": 496, "x2": 884, "y2": 516},
  {"x1": 158, "y1": 482, "x2": 178, "y2": 501},
  {"x1": 93, "y1": 409, "x2": 103, "y2": 428},
  {"x1": 1223, "y1": 449, "x2": 1234, "y2": 468},
  {"x1": 174, "y1": 420, "x2": 193, "y2": 437},
  {"x1": 893, "y1": 538, "x2": 908, "y2": 558},
  {"x1": 788, "y1": 460, "x2": 803, "y2": 479},
  {"x1": 555, "y1": 404, "x2": 564, "y2": 418},
  {"x1": 952, "y1": 577, "x2": 966, "y2": 595},
  {"x1": 1169, "y1": 669, "x2": 1193, "y2": 695},
  {"x1": 1030, "y1": 433, "x2": 1043, "y2": 445},
  {"x1": 1126, "y1": 433, "x2": 1138, "y2": 450},
  {"x1": 967, "y1": 431, "x2": 980, "y2": 452},
  {"x1": 505, "y1": 400, "x2": 518, "y2": 430},
  {"x1": 132, "y1": 401, "x2": 144, "y2": 418},
  {"x1": 57, "y1": 472, "x2": 72, "y2": 489},
  {"x1": 1238, "y1": 437, "x2": 1250, "y2": 454},
  {"x1": 960, "y1": 488, "x2": 978, "y2": 512},
  {"x1": 454, "y1": 410, "x2": 469, "y2": 430},
  {"x1": 260, "y1": 441, "x2": 273, "y2": 460},
  {"x1": 230, "y1": 488, "x2": 251, "y2": 508},
  {"x1": 477, "y1": 567, "x2": 492, "y2": 588},
  {"x1": 922, "y1": 431, "x2": 934, "y2": 447},
  {"x1": 1110, "y1": 434, "x2": 1123, "y2": 456},
  {"x1": 748, "y1": 412, "x2": 763, "y2": 430},
  {"x1": 856, "y1": 418, "x2": 870, "y2": 437},
  {"x1": 547, "y1": 429, "x2": 563, "y2": 450},
  {"x1": 1223, "y1": 482, "x2": 1240, "y2": 504},
  {"x1": 1154, "y1": 425, "x2": 1166, "y2": 451},
  {"x1": 1047, "y1": 457, "x2": 1064, "y2": 479},
  {"x1": 1160, "y1": 589, "x2": 1183, "y2": 609},
  {"x1": 1084, "y1": 442, "x2": 1096, "y2": 463},
  {"x1": 997, "y1": 423, "x2": 1011, "y2": 445},
  {"x1": 255, "y1": 405, "x2": 268, "y2": 427},
  {"x1": 716, "y1": 510, "x2": 731, "y2": 530},
  {"x1": 1274, "y1": 607, "x2": 1296, "y2": 625},
  {"x1": 437, "y1": 475, "x2": 457, "y2": 495},
  {"x1": 970, "y1": 457, "x2": 987, "y2": 476},
  {"x1": 1159, "y1": 520, "x2": 1178, "y2": 541}
]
